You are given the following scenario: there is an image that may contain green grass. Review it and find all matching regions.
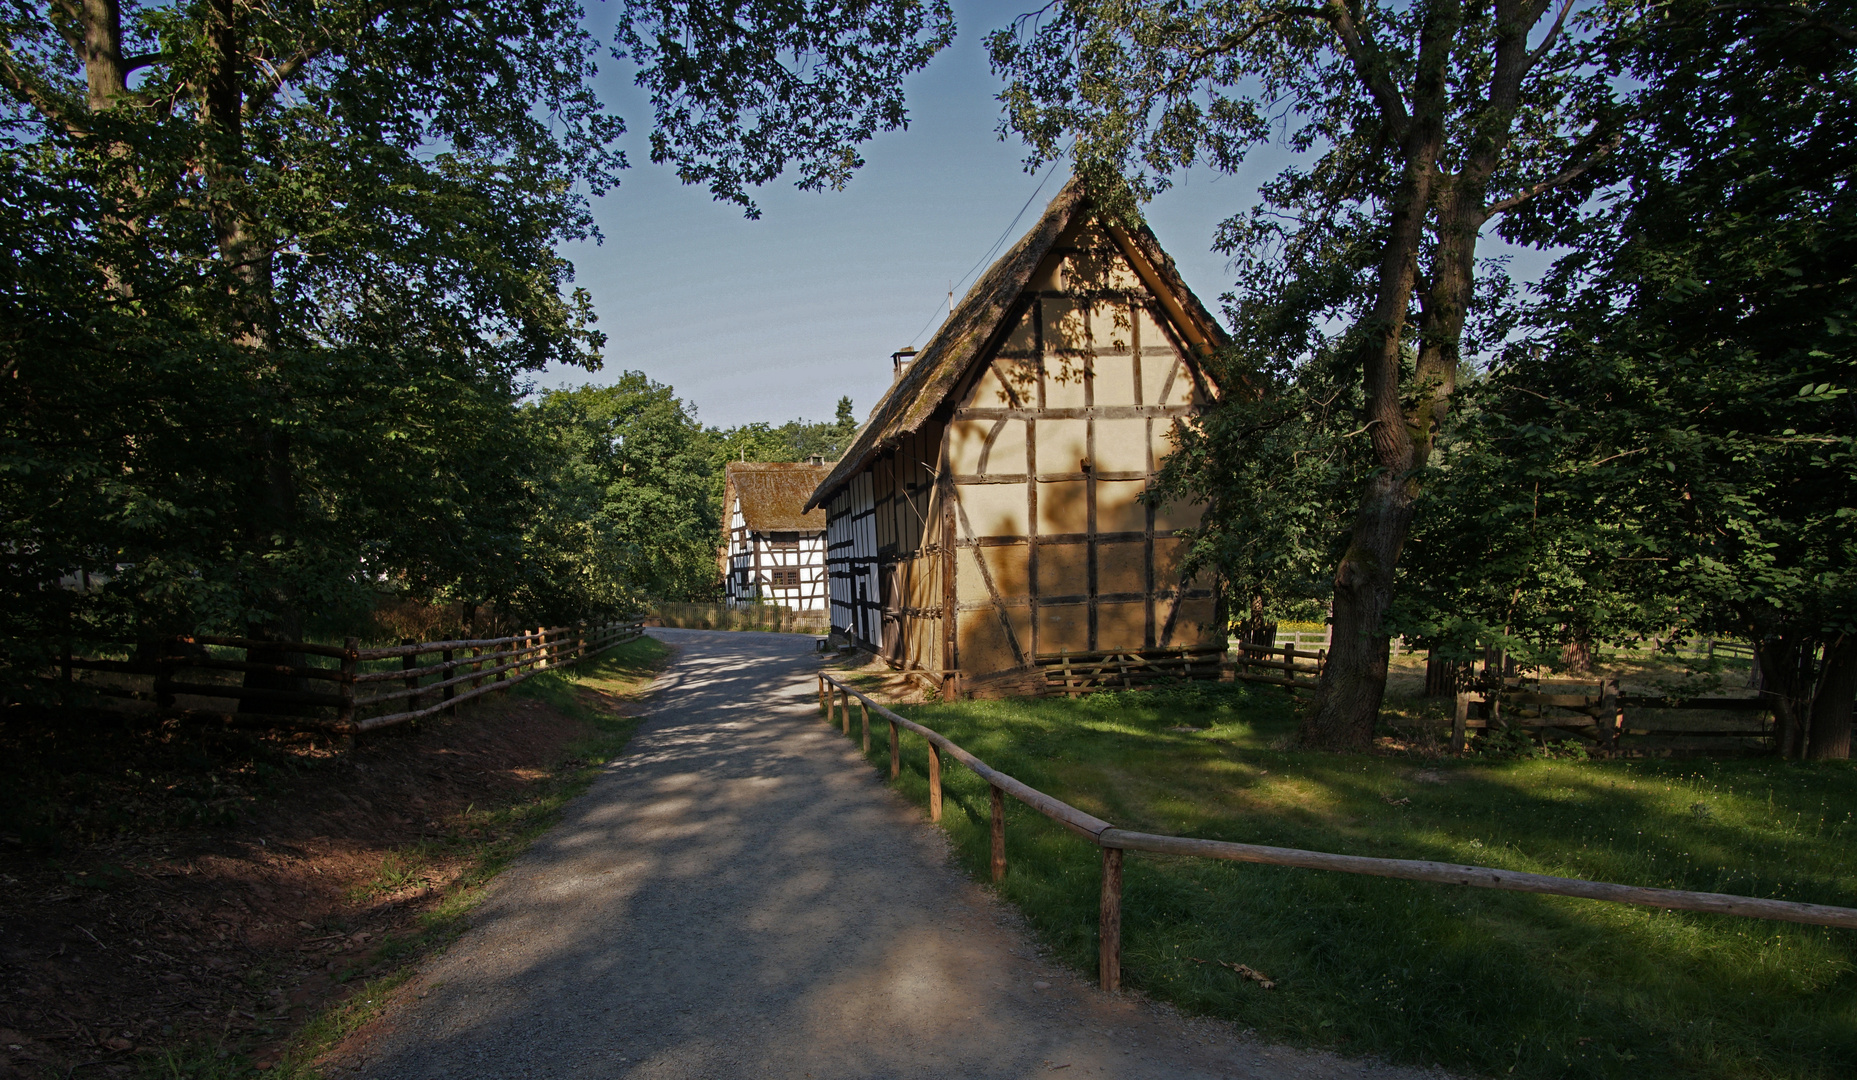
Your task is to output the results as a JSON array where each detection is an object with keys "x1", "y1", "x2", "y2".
[{"x1": 835, "y1": 677, "x2": 1857, "y2": 1080}]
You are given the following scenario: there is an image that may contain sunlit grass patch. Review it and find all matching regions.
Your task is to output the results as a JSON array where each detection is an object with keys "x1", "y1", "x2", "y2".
[{"x1": 838, "y1": 678, "x2": 1857, "y2": 1080}]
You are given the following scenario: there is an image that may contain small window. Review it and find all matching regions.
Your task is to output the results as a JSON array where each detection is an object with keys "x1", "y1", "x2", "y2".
[{"x1": 769, "y1": 569, "x2": 802, "y2": 587}]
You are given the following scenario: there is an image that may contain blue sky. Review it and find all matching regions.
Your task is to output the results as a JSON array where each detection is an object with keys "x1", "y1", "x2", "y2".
[
  {"x1": 539, "y1": 1, "x2": 1275, "y2": 428},
  {"x1": 543, "y1": 1, "x2": 1548, "y2": 429}
]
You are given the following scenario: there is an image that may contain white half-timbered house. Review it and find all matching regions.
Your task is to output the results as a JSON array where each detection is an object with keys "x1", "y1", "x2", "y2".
[{"x1": 721, "y1": 461, "x2": 831, "y2": 610}]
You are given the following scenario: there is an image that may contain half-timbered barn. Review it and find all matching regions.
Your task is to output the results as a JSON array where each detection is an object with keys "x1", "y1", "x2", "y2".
[
  {"x1": 721, "y1": 461, "x2": 831, "y2": 610},
  {"x1": 806, "y1": 180, "x2": 1231, "y2": 697}
]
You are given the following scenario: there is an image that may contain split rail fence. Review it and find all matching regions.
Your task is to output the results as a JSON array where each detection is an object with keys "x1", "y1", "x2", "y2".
[
  {"x1": 1036, "y1": 646, "x2": 1226, "y2": 696},
  {"x1": 1229, "y1": 642, "x2": 1325, "y2": 690},
  {"x1": 1221, "y1": 647, "x2": 1774, "y2": 753},
  {"x1": 52, "y1": 618, "x2": 644, "y2": 735},
  {"x1": 1451, "y1": 681, "x2": 1774, "y2": 754},
  {"x1": 815, "y1": 672, "x2": 1856, "y2": 993}
]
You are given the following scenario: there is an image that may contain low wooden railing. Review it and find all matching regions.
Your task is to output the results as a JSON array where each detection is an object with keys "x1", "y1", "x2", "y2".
[
  {"x1": 816, "y1": 672, "x2": 1857, "y2": 993},
  {"x1": 53, "y1": 618, "x2": 645, "y2": 735}
]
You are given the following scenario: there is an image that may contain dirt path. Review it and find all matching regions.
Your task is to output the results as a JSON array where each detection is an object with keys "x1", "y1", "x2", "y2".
[{"x1": 343, "y1": 629, "x2": 1446, "y2": 1080}]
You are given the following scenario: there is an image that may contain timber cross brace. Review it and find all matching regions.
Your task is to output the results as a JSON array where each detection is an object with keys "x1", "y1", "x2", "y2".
[{"x1": 814, "y1": 672, "x2": 1857, "y2": 994}]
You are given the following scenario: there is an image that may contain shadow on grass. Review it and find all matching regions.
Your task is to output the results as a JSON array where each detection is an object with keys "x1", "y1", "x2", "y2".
[{"x1": 841, "y1": 680, "x2": 1856, "y2": 1080}]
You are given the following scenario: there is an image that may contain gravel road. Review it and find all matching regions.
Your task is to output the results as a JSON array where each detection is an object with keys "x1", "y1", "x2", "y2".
[{"x1": 344, "y1": 628, "x2": 1448, "y2": 1080}]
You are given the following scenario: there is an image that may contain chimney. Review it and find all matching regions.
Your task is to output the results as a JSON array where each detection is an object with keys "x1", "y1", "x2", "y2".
[
  {"x1": 891, "y1": 346, "x2": 918, "y2": 383},
  {"x1": 806, "y1": 454, "x2": 824, "y2": 466}
]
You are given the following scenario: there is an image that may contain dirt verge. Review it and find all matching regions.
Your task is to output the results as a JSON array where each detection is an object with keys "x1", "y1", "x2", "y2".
[{"x1": 0, "y1": 654, "x2": 661, "y2": 1079}]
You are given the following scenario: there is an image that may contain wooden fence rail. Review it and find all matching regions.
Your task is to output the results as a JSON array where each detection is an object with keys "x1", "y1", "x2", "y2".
[
  {"x1": 815, "y1": 672, "x2": 1856, "y2": 994},
  {"x1": 49, "y1": 618, "x2": 645, "y2": 735},
  {"x1": 1229, "y1": 641, "x2": 1324, "y2": 690},
  {"x1": 1451, "y1": 682, "x2": 1774, "y2": 754}
]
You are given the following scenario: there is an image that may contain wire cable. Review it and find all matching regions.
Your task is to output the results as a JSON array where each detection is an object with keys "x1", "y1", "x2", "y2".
[{"x1": 900, "y1": 154, "x2": 1068, "y2": 351}]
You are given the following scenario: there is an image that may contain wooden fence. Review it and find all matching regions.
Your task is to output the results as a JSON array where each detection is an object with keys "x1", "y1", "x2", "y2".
[
  {"x1": 1452, "y1": 681, "x2": 1773, "y2": 755},
  {"x1": 1034, "y1": 646, "x2": 1227, "y2": 696},
  {"x1": 52, "y1": 618, "x2": 644, "y2": 735},
  {"x1": 1220, "y1": 649, "x2": 1771, "y2": 755},
  {"x1": 1229, "y1": 642, "x2": 1325, "y2": 690},
  {"x1": 815, "y1": 672, "x2": 1856, "y2": 993}
]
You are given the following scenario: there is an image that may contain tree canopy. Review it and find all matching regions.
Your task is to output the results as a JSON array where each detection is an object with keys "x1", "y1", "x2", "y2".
[
  {"x1": 997, "y1": 0, "x2": 1857, "y2": 754},
  {"x1": 1, "y1": 0, "x2": 947, "y2": 690},
  {"x1": 992, "y1": 0, "x2": 1628, "y2": 747}
]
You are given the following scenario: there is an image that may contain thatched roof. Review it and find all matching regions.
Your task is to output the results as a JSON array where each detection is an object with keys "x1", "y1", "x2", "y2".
[
  {"x1": 726, "y1": 462, "x2": 830, "y2": 532},
  {"x1": 805, "y1": 178, "x2": 1228, "y2": 511}
]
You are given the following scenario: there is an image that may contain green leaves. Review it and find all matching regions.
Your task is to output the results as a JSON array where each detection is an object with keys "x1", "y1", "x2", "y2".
[
  {"x1": 3, "y1": 1, "x2": 951, "y2": 686},
  {"x1": 1795, "y1": 382, "x2": 1848, "y2": 403},
  {"x1": 618, "y1": 0, "x2": 955, "y2": 214}
]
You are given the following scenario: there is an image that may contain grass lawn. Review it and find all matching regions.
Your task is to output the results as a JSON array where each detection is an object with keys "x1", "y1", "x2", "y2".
[{"x1": 834, "y1": 675, "x2": 1857, "y2": 1080}]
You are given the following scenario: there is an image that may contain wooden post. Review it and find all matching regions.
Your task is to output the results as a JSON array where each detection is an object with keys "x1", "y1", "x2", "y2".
[
  {"x1": 818, "y1": 674, "x2": 825, "y2": 716},
  {"x1": 889, "y1": 719, "x2": 900, "y2": 779},
  {"x1": 841, "y1": 688, "x2": 850, "y2": 736},
  {"x1": 1453, "y1": 692, "x2": 1470, "y2": 754},
  {"x1": 860, "y1": 700, "x2": 870, "y2": 754},
  {"x1": 402, "y1": 639, "x2": 419, "y2": 713},
  {"x1": 990, "y1": 784, "x2": 1007, "y2": 883},
  {"x1": 1284, "y1": 642, "x2": 1298, "y2": 683},
  {"x1": 928, "y1": 741, "x2": 942, "y2": 823},
  {"x1": 338, "y1": 637, "x2": 358, "y2": 732},
  {"x1": 1599, "y1": 677, "x2": 1621, "y2": 752},
  {"x1": 442, "y1": 648, "x2": 456, "y2": 716},
  {"x1": 1099, "y1": 847, "x2": 1123, "y2": 992}
]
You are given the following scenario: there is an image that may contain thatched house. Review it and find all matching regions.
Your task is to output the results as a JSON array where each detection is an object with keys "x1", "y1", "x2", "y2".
[
  {"x1": 721, "y1": 460, "x2": 831, "y2": 610},
  {"x1": 805, "y1": 180, "x2": 1231, "y2": 697}
]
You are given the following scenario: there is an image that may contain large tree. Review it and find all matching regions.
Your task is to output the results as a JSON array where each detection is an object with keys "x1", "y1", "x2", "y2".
[
  {"x1": 991, "y1": 0, "x2": 1626, "y2": 746},
  {"x1": 1439, "y1": 1, "x2": 1857, "y2": 757},
  {"x1": 1, "y1": 1, "x2": 951, "y2": 685}
]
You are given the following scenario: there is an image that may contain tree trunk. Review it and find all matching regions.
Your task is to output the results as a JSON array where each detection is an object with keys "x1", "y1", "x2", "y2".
[
  {"x1": 199, "y1": 1, "x2": 304, "y2": 706},
  {"x1": 1758, "y1": 633, "x2": 1819, "y2": 759},
  {"x1": 1806, "y1": 633, "x2": 1855, "y2": 760},
  {"x1": 1561, "y1": 633, "x2": 1593, "y2": 674},
  {"x1": 1304, "y1": 0, "x2": 1555, "y2": 748},
  {"x1": 1301, "y1": 0, "x2": 1469, "y2": 748},
  {"x1": 1304, "y1": 472, "x2": 1414, "y2": 748},
  {"x1": 1235, "y1": 593, "x2": 1276, "y2": 659}
]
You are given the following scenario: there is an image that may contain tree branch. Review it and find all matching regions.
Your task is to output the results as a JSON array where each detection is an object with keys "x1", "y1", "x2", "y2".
[
  {"x1": 1140, "y1": 9, "x2": 1306, "y2": 109},
  {"x1": 1480, "y1": 124, "x2": 1625, "y2": 220},
  {"x1": 0, "y1": 43, "x2": 84, "y2": 133},
  {"x1": 1317, "y1": 0, "x2": 1412, "y2": 138},
  {"x1": 1526, "y1": 0, "x2": 1579, "y2": 68}
]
